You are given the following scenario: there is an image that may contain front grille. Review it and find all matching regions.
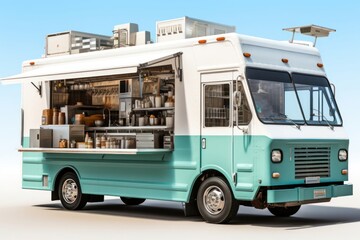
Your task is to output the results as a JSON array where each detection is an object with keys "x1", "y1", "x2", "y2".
[{"x1": 294, "y1": 147, "x2": 330, "y2": 179}]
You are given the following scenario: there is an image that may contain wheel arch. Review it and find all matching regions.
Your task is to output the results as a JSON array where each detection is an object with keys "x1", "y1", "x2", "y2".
[
  {"x1": 187, "y1": 166, "x2": 235, "y2": 203},
  {"x1": 51, "y1": 166, "x2": 80, "y2": 201}
]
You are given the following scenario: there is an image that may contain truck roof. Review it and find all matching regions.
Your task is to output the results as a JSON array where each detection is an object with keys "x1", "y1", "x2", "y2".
[{"x1": 1, "y1": 32, "x2": 324, "y2": 84}]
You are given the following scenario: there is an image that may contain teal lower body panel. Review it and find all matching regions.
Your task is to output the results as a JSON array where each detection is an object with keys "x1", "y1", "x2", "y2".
[
  {"x1": 267, "y1": 184, "x2": 353, "y2": 204},
  {"x1": 22, "y1": 136, "x2": 200, "y2": 202}
]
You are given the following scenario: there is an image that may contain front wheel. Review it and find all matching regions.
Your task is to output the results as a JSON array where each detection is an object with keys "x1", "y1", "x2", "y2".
[
  {"x1": 268, "y1": 205, "x2": 301, "y2": 217},
  {"x1": 120, "y1": 197, "x2": 146, "y2": 205},
  {"x1": 197, "y1": 177, "x2": 239, "y2": 224},
  {"x1": 58, "y1": 172, "x2": 87, "y2": 210}
]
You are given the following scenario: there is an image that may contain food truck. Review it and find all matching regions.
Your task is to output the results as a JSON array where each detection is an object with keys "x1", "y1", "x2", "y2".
[{"x1": 0, "y1": 17, "x2": 352, "y2": 223}]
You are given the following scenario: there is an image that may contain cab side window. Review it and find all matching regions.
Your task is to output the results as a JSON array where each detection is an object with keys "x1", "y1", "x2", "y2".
[{"x1": 204, "y1": 83, "x2": 230, "y2": 127}]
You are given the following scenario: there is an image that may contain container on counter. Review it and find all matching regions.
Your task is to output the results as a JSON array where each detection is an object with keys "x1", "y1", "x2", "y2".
[
  {"x1": 95, "y1": 136, "x2": 101, "y2": 149},
  {"x1": 138, "y1": 117, "x2": 144, "y2": 126},
  {"x1": 75, "y1": 113, "x2": 85, "y2": 125},
  {"x1": 165, "y1": 91, "x2": 174, "y2": 107},
  {"x1": 59, "y1": 139, "x2": 68, "y2": 148},
  {"x1": 52, "y1": 109, "x2": 59, "y2": 125},
  {"x1": 155, "y1": 95, "x2": 162, "y2": 108},
  {"x1": 166, "y1": 116, "x2": 174, "y2": 128},
  {"x1": 42, "y1": 109, "x2": 53, "y2": 125},
  {"x1": 58, "y1": 112, "x2": 65, "y2": 125}
]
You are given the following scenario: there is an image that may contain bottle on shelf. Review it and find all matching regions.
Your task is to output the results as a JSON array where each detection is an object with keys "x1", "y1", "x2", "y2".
[
  {"x1": 96, "y1": 136, "x2": 101, "y2": 149},
  {"x1": 87, "y1": 137, "x2": 93, "y2": 149},
  {"x1": 165, "y1": 91, "x2": 174, "y2": 107},
  {"x1": 101, "y1": 135, "x2": 106, "y2": 149},
  {"x1": 85, "y1": 132, "x2": 89, "y2": 144}
]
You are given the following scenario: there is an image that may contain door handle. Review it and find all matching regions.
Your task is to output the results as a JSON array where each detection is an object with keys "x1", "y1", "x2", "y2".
[{"x1": 202, "y1": 138, "x2": 206, "y2": 149}]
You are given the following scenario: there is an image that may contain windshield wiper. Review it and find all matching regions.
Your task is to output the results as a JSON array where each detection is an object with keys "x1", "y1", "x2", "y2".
[
  {"x1": 278, "y1": 113, "x2": 301, "y2": 130},
  {"x1": 312, "y1": 109, "x2": 334, "y2": 131},
  {"x1": 267, "y1": 113, "x2": 301, "y2": 130}
]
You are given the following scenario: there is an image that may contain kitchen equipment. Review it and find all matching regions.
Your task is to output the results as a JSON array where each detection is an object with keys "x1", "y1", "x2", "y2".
[
  {"x1": 119, "y1": 78, "x2": 140, "y2": 98},
  {"x1": 163, "y1": 135, "x2": 174, "y2": 149},
  {"x1": 166, "y1": 116, "x2": 173, "y2": 128},
  {"x1": 41, "y1": 125, "x2": 85, "y2": 148},
  {"x1": 124, "y1": 138, "x2": 136, "y2": 149},
  {"x1": 60, "y1": 105, "x2": 102, "y2": 124},
  {"x1": 138, "y1": 117, "x2": 144, "y2": 126},
  {"x1": 30, "y1": 129, "x2": 53, "y2": 148},
  {"x1": 84, "y1": 114, "x2": 103, "y2": 127},
  {"x1": 136, "y1": 133, "x2": 163, "y2": 149}
]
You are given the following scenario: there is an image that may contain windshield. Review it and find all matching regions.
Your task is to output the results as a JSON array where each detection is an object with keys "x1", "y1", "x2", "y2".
[
  {"x1": 247, "y1": 68, "x2": 305, "y2": 124},
  {"x1": 292, "y1": 73, "x2": 342, "y2": 126},
  {"x1": 246, "y1": 68, "x2": 342, "y2": 126}
]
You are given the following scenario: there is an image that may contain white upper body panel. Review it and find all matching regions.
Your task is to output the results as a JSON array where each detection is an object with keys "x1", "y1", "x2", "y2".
[{"x1": 1, "y1": 33, "x2": 346, "y2": 140}]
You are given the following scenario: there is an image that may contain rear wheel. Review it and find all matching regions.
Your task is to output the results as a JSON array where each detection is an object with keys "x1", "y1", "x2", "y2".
[
  {"x1": 197, "y1": 177, "x2": 239, "y2": 224},
  {"x1": 120, "y1": 197, "x2": 146, "y2": 205},
  {"x1": 268, "y1": 205, "x2": 301, "y2": 217},
  {"x1": 58, "y1": 172, "x2": 87, "y2": 210}
]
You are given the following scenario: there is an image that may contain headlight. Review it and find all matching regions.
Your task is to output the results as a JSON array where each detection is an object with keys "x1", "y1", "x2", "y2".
[
  {"x1": 271, "y1": 149, "x2": 282, "y2": 163},
  {"x1": 338, "y1": 149, "x2": 348, "y2": 161}
]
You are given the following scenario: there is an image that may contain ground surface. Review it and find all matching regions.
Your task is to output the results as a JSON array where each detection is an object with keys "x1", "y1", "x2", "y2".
[{"x1": 1, "y1": 162, "x2": 359, "y2": 240}]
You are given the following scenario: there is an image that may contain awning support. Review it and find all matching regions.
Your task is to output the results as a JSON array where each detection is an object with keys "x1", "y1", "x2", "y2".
[{"x1": 31, "y1": 82, "x2": 42, "y2": 97}]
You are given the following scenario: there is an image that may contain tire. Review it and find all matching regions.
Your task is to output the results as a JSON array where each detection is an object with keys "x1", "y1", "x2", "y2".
[
  {"x1": 120, "y1": 197, "x2": 146, "y2": 205},
  {"x1": 268, "y1": 205, "x2": 301, "y2": 217},
  {"x1": 58, "y1": 172, "x2": 87, "y2": 210},
  {"x1": 197, "y1": 177, "x2": 239, "y2": 224}
]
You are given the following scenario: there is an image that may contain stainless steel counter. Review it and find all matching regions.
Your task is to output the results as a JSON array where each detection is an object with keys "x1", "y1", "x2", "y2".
[{"x1": 19, "y1": 148, "x2": 172, "y2": 155}]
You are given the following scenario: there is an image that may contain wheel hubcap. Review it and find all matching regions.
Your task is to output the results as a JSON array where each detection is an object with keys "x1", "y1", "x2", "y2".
[
  {"x1": 62, "y1": 179, "x2": 78, "y2": 204},
  {"x1": 203, "y1": 185, "x2": 225, "y2": 215}
]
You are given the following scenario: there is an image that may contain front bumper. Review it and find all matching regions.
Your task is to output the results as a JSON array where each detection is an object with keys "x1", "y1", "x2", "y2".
[{"x1": 267, "y1": 184, "x2": 353, "y2": 204}]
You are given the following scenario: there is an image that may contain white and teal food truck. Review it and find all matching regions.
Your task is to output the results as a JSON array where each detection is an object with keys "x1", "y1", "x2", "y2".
[{"x1": 0, "y1": 17, "x2": 352, "y2": 223}]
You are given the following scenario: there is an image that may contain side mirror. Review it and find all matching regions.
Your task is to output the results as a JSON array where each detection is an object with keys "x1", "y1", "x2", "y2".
[
  {"x1": 330, "y1": 83, "x2": 336, "y2": 98},
  {"x1": 233, "y1": 90, "x2": 242, "y2": 108}
]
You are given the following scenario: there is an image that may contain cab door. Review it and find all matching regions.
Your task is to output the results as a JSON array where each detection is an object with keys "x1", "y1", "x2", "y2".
[
  {"x1": 233, "y1": 79, "x2": 254, "y2": 199},
  {"x1": 200, "y1": 72, "x2": 234, "y2": 179}
]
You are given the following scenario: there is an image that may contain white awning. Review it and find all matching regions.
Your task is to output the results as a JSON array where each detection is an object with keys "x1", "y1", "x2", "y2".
[{"x1": 1, "y1": 51, "x2": 181, "y2": 84}]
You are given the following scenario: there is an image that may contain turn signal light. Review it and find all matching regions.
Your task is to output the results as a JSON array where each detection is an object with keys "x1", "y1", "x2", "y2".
[
  {"x1": 198, "y1": 39, "x2": 207, "y2": 44},
  {"x1": 281, "y1": 58, "x2": 289, "y2": 63},
  {"x1": 272, "y1": 172, "x2": 281, "y2": 178},
  {"x1": 317, "y1": 63, "x2": 324, "y2": 68},
  {"x1": 216, "y1": 37, "x2": 226, "y2": 41},
  {"x1": 29, "y1": 62, "x2": 35, "y2": 66},
  {"x1": 341, "y1": 169, "x2": 348, "y2": 175},
  {"x1": 243, "y1": 52, "x2": 251, "y2": 58}
]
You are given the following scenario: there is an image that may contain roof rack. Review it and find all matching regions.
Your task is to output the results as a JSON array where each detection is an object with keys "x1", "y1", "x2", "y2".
[{"x1": 283, "y1": 25, "x2": 336, "y2": 47}]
